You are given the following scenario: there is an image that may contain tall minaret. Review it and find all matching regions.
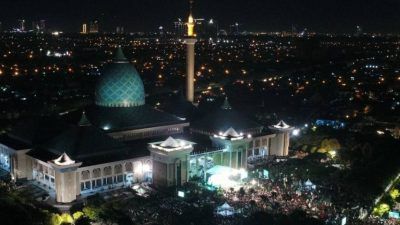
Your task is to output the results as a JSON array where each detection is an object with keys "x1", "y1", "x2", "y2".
[{"x1": 184, "y1": 0, "x2": 197, "y2": 103}]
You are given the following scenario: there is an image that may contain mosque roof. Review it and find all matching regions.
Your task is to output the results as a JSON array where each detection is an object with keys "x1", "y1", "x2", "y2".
[
  {"x1": 27, "y1": 125, "x2": 148, "y2": 166},
  {"x1": 161, "y1": 92, "x2": 197, "y2": 120},
  {"x1": 86, "y1": 104, "x2": 187, "y2": 132},
  {"x1": 0, "y1": 134, "x2": 31, "y2": 150},
  {"x1": 7, "y1": 116, "x2": 69, "y2": 146},
  {"x1": 41, "y1": 125, "x2": 130, "y2": 159},
  {"x1": 191, "y1": 98, "x2": 263, "y2": 135},
  {"x1": 95, "y1": 48, "x2": 145, "y2": 108}
]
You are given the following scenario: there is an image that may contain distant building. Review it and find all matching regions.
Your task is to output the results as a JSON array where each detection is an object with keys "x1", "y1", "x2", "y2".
[
  {"x1": 229, "y1": 22, "x2": 240, "y2": 35},
  {"x1": 81, "y1": 23, "x2": 87, "y2": 34},
  {"x1": 30, "y1": 20, "x2": 45, "y2": 32},
  {"x1": 315, "y1": 119, "x2": 346, "y2": 129},
  {"x1": 116, "y1": 26, "x2": 124, "y2": 34},
  {"x1": 355, "y1": 25, "x2": 363, "y2": 37},
  {"x1": 32, "y1": 21, "x2": 39, "y2": 31},
  {"x1": 39, "y1": 20, "x2": 46, "y2": 31},
  {"x1": 194, "y1": 18, "x2": 218, "y2": 38},
  {"x1": 89, "y1": 20, "x2": 99, "y2": 34},
  {"x1": 173, "y1": 18, "x2": 185, "y2": 36},
  {"x1": 18, "y1": 19, "x2": 25, "y2": 32}
]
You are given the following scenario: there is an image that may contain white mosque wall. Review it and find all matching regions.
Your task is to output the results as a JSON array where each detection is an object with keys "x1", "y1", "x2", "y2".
[{"x1": 76, "y1": 156, "x2": 152, "y2": 196}]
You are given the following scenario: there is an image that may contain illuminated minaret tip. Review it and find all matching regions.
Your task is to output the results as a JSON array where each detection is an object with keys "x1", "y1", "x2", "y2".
[
  {"x1": 187, "y1": 0, "x2": 195, "y2": 37},
  {"x1": 184, "y1": 0, "x2": 197, "y2": 103}
]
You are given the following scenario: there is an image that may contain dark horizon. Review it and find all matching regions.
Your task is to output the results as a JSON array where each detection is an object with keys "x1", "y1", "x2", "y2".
[{"x1": 0, "y1": 0, "x2": 400, "y2": 33}]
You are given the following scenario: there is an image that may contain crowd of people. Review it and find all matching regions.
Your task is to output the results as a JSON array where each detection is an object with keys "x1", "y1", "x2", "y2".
[{"x1": 216, "y1": 164, "x2": 398, "y2": 225}]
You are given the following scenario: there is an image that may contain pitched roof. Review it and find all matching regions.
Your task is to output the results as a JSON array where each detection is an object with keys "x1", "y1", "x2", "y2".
[
  {"x1": 78, "y1": 111, "x2": 91, "y2": 126},
  {"x1": 42, "y1": 125, "x2": 130, "y2": 159},
  {"x1": 161, "y1": 92, "x2": 197, "y2": 120},
  {"x1": 53, "y1": 153, "x2": 76, "y2": 166},
  {"x1": 7, "y1": 116, "x2": 69, "y2": 146},
  {"x1": 222, "y1": 127, "x2": 241, "y2": 137},
  {"x1": 0, "y1": 134, "x2": 31, "y2": 150},
  {"x1": 27, "y1": 124, "x2": 151, "y2": 166},
  {"x1": 160, "y1": 137, "x2": 181, "y2": 148},
  {"x1": 191, "y1": 98, "x2": 262, "y2": 135}
]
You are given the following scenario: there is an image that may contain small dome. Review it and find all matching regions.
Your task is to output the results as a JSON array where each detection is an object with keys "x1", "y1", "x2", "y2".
[{"x1": 95, "y1": 48, "x2": 145, "y2": 107}]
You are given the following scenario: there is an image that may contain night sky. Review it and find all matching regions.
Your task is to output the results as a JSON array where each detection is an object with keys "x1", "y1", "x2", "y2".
[{"x1": 1, "y1": 0, "x2": 399, "y2": 33}]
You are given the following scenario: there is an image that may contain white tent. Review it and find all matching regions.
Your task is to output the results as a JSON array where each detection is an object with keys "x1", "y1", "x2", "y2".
[
  {"x1": 217, "y1": 202, "x2": 235, "y2": 216},
  {"x1": 304, "y1": 179, "x2": 316, "y2": 190}
]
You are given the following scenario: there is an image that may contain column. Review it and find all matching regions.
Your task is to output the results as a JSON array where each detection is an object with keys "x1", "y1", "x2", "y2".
[
  {"x1": 185, "y1": 38, "x2": 196, "y2": 102},
  {"x1": 195, "y1": 156, "x2": 199, "y2": 176},
  {"x1": 236, "y1": 151, "x2": 240, "y2": 169},
  {"x1": 187, "y1": 155, "x2": 190, "y2": 182},
  {"x1": 229, "y1": 151, "x2": 232, "y2": 167},
  {"x1": 203, "y1": 154, "x2": 207, "y2": 182}
]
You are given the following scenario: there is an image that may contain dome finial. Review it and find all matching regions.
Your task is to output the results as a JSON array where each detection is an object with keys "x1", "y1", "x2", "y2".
[
  {"x1": 114, "y1": 47, "x2": 128, "y2": 63},
  {"x1": 221, "y1": 97, "x2": 232, "y2": 110},
  {"x1": 78, "y1": 110, "x2": 91, "y2": 126}
]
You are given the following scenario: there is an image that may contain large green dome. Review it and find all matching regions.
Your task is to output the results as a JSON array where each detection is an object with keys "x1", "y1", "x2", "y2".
[{"x1": 95, "y1": 48, "x2": 145, "y2": 107}]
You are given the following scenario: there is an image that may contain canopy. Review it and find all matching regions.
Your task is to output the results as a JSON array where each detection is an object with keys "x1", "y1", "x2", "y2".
[
  {"x1": 217, "y1": 202, "x2": 235, "y2": 216},
  {"x1": 305, "y1": 179, "x2": 313, "y2": 186}
]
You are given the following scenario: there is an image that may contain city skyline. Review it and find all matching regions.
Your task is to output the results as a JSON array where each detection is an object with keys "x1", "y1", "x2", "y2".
[
  {"x1": 1, "y1": 0, "x2": 400, "y2": 33},
  {"x1": 1, "y1": 1, "x2": 400, "y2": 225}
]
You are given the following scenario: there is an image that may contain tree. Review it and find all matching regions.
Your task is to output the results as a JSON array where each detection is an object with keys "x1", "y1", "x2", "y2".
[
  {"x1": 60, "y1": 213, "x2": 74, "y2": 224},
  {"x1": 319, "y1": 138, "x2": 341, "y2": 154},
  {"x1": 390, "y1": 189, "x2": 400, "y2": 200},
  {"x1": 50, "y1": 213, "x2": 62, "y2": 225},
  {"x1": 72, "y1": 211, "x2": 84, "y2": 221},
  {"x1": 82, "y1": 206, "x2": 100, "y2": 221}
]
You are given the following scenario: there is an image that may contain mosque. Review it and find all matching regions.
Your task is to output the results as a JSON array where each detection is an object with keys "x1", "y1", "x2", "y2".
[{"x1": 0, "y1": 4, "x2": 294, "y2": 203}]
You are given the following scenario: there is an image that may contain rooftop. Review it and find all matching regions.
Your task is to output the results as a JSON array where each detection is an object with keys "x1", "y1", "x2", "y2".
[{"x1": 86, "y1": 104, "x2": 187, "y2": 132}]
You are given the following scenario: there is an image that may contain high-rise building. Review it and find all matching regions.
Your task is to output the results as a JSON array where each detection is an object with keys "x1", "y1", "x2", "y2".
[
  {"x1": 116, "y1": 26, "x2": 124, "y2": 34},
  {"x1": 32, "y1": 21, "x2": 39, "y2": 31},
  {"x1": 31, "y1": 20, "x2": 46, "y2": 32},
  {"x1": 173, "y1": 18, "x2": 185, "y2": 36},
  {"x1": 89, "y1": 20, "x2": 99, "y2": 34},
  {"x1": 81, "y1": 23, "x2": 87, "y2": 34},
  {"x1": 355, "y1": 25, "x2": 363, "y2": 37},
  {"x1": 39, "y1": 20, "x2": 46, "y2": 31},
  {"x1": 229, "y1": 22, "x2": 240, "y2": 35},
  {"x1": 193, "y1": 18, "x2": 218, "y2": 38},
  {"x1": 206, "y1": 18, "x2": 218, "y2": 37},
  {"x1": 18, "y1": 19, "x2": 25, "y2": 32}
]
